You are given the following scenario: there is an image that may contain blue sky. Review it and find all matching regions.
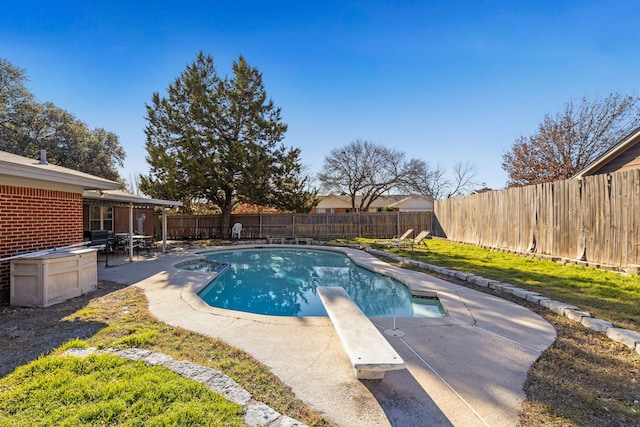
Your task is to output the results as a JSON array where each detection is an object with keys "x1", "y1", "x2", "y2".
[{"x1": 2, "y1": 1, "x2": 640, "y2": 191}]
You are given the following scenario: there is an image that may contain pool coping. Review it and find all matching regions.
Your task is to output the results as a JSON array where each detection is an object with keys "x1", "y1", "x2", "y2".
[
  {"x1": 187, "y1": 245, "x2": 444, "y2": 319},
  {"x1": 103, "y1": 244, "x2": 558, "y2": 426},
  {"x1": 168, "y1": 244, "x2": 479, "y2": 329}
]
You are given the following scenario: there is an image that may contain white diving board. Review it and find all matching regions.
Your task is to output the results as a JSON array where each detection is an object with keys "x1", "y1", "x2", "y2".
[{"x1": 317, "y1": 286, "x2": 406, "y2": 379}]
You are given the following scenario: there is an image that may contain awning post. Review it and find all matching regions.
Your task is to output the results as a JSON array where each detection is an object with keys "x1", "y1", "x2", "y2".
[
  {"x1": 128, "y1": 201, "x2": 134, "y2": 262},
  {"x1": 162, "y1": 209, "x2": 167, "y2": 254}
]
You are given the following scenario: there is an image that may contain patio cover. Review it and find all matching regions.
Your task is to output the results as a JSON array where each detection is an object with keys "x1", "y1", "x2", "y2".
[{"x1": 83, "y1": 190, "x2": 183, "y2": 262}]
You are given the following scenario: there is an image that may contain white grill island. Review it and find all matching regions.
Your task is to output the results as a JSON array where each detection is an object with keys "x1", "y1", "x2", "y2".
[{"x1": 10, "y1": 247, "x2": 98, "y2": 307}]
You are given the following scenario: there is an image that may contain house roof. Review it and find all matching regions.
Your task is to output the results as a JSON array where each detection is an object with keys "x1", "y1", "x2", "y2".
[
  {"x1": 317, "y1": 194, "x2": 433, "y2": 208},
  {"x1": 83, "y1": 189, "x2": 183, "y2": 208},
  {"x1": 572, "y1": 126, "x2": 640, "y2": 179},
  {"x1": 387, "y1": 194, "x2": 434, "y2": 208},
  {"x1": 0, "y1": 150, "x2": 121, "y2": 190}
]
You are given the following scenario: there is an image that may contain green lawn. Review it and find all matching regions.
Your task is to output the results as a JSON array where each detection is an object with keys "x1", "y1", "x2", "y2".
[
  {"x1": 0, "y1": 349, "x2": 245, "y2": 426},
  {"x1": 361, "y1": 237, "x2": 640, "y2": 332},
  {"x1": 0, "y1": 286, "x2": 331, "y2": 427},
  {"x1": 2, "y1": 238, "x2": 639, "y2": 426}
]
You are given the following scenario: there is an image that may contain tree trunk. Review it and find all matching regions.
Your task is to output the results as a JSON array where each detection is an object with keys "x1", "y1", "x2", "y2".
[{"x1": 221, "y1": 203, "x2": 233, "y2": 239}]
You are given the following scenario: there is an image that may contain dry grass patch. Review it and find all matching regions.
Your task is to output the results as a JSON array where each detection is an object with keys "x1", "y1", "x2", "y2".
[
  {"x1": 356, "y1": 237, "x2": 640, "y2": 425},
  {"x1": 518, "y1": 309, "x2": 640, "y2": 426}
]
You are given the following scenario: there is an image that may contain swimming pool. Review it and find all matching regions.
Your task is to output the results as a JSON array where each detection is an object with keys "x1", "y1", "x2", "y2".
[
  {"x1": 193, "y1": 247, "x2": 446, "y2": 318},
  {"x1": 175, "y1": 259, "x2": 229, "y2": 273}
]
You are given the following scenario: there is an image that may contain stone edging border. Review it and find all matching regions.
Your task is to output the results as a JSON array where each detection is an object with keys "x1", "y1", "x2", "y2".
[
  {"x1": 62, "y1": 347, "x2": 308, "y2": 427},
  {"x1": 363, "y1": 246, "x2": 640, "y2": 357}
]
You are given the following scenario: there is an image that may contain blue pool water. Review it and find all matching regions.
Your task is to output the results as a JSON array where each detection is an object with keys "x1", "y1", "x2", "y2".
[
  {"x1": 175, "y1": 259, "x2": 229, "y2": 273},
  {"x1": 193, "y1": 248, "x2": 446, "y2": 317}
]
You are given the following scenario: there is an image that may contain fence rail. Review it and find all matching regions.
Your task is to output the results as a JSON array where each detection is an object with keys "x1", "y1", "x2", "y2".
[
  {"x1": 161, "y1": 211, "x2": 433, "y2": 241},
  {"x1": 434, "y1": 170, "x2": 640, "y2": 269}
]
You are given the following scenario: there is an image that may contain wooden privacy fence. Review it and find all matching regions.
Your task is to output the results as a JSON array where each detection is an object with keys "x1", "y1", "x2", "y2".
[
  {"x1": 434, "y1": 169, "x2": 640, "y2": 269},
  {"x1": 162, "y1": 211, "x2": 433, "y2": 240}
]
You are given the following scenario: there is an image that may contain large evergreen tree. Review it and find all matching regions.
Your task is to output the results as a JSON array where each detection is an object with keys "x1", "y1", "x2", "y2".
[{"x1": 140, "y1": 52, "x2": 316, "y2": 237}]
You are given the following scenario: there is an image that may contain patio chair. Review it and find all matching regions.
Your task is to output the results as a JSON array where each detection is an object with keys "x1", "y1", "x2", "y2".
[
  {"x1": 231, "y1": 222, "x2": 242, "y2": 239},
  {"x1": 388, "y1": 230, "x2": 430, "y2": 250},
  {"x1": 373, "y1": 229, "x2": 414, "y2": 245}
]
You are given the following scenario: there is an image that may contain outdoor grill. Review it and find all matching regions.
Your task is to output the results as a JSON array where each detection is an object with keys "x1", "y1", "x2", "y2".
[
  {"x1": 83, "y1": 230, "x2": 111, "y2": 248},
  {"x1": 83, "y1": 230, "x2": 113, "y2": 266}
]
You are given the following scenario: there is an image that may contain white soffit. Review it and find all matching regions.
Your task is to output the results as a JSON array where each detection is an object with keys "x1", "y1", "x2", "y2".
[{"x1": 0, "y1": 150, "x2": 121, "y2": 190}]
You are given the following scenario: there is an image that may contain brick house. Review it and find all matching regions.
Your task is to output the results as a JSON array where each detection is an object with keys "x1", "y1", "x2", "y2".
[{"x1": 0, "y1": 150, "x2": 120, "y2": 304}]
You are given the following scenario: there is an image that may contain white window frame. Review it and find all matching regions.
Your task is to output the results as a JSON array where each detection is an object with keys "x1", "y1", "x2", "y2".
[{"x1": 89, "y1": 206, "x2": 114, "y2": 231}]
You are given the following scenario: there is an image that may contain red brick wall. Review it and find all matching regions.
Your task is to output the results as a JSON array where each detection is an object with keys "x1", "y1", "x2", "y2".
[
  {"x1": 0, "y1": 185, "x2": 83, "y2": 304},
  {"x1": 82, "y1": 206, "x2": 155, "y2": 237},
  {"x1": 113, "y1": 207, "x2": 155, "y2": 236}
]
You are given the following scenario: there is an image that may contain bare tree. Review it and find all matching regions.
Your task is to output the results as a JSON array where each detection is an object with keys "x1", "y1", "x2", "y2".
[
  {"x1": 447, "y1": 161, "x2": 479, "y2": 197},
  {"x1": 502, "y1": 93, "x2": 640, "y2": 187},
  {"x1": 409, "y1": 161, "x2": 478, "y2": 199},
  {"x1": 122, "y1": 173, "x2": 142, "y2": 195},
  {"x1": 318, "y1": 139, "x2": 424, "y2": 211}
]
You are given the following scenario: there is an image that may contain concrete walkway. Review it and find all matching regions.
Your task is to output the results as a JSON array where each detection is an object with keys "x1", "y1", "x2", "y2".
[{"x1": 98, "y1": 245, "x2": 556, "y2": 427}]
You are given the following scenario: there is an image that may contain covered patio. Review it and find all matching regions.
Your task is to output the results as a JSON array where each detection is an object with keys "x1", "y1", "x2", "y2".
[{"x1": 83, "y1": 190, "x2": 182, "y2": 263}]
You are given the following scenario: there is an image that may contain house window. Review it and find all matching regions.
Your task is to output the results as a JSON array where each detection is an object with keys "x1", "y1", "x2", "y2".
[
  {"x1": 89, "y1": 206, "x2": 113, "y2": 231},
  {"x1": 316, "y1": 208, "x2": 334, "y2": 214}
]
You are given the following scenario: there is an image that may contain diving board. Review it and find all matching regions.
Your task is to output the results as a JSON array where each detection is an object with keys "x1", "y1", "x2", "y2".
[{"x1": 317, "y1": 286, "x2": 406, "y2": 379}]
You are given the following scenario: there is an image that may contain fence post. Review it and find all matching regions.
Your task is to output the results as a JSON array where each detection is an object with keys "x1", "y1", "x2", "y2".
[
  {"x1": 325, "y1": 212, "x2": 329, "y2": 239},
  {"x1": 292, "y1": 215, "x2": 296, "y2": 238}
]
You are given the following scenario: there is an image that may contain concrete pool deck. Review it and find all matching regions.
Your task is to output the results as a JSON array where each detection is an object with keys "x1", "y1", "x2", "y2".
[{"x1": 98, "y1": 244, "x2": 556, "y2": 426}]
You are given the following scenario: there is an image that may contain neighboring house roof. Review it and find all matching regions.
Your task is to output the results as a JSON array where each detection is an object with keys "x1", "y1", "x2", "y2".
[
  {"x1": 573, "y1": 126, "x2": 640, "y2": 179},
  {"x1": 388, "y1": 195, "x2": 434, "y2": 210},
  {"x1": 83, "y1": 189, "x2": 183, "y2": 208},
  {"x1": 232, "y1": 202, "x2": 279, "y2": 214},
  {"x1": 470, "y1": 187, "x2": 493, "y2": 194},
  {"x1": 316, "y1": 194, "x2": 433, "y2": 209},
  {"x1": 316, "y1": 194, "x2": 354, "y2": 209},
  {"x1": 0, "y1": 149, "x2": 121, "y2": 190}
]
